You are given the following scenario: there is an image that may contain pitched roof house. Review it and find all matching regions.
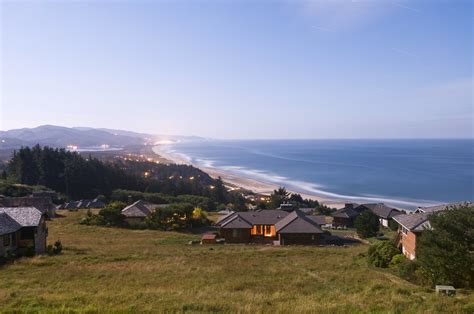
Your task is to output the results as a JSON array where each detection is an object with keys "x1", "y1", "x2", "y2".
[
  {"x1": 356, "y1": 203, "x2": 402, "y2": 227},
  {"x1": 121, "y1": 200, "x2": 166, "y2": 225},
  {"x1": 216, "y1": 209, "x2": 326, "y2": 245},
  {"x1": 332, "y1": 203, "x2": 361, "y2": 227},
  {"x1": 394, "y1": 202, "x2": 471, "y2": 260},
  {"x1": 0, "y1": 207, "x2": 47, "y2": 257},
  {"x1": 332, "y1": 203, "x2": 402, "y2": 228}
]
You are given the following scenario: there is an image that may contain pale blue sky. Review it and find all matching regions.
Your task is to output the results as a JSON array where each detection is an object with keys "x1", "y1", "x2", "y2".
[{"x1": 1, "y1": 0, "x2": 472, "y2": 138}]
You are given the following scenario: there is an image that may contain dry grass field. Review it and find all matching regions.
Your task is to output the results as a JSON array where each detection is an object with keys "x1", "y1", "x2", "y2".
[{"x1": 0, "y1": 210, "x2": 472, "y2": 313}]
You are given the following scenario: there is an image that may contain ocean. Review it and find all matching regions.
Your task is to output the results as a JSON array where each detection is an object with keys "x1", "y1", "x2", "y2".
[{"x1": 159, "y1": 139, "x2": 474, "y2": 209}]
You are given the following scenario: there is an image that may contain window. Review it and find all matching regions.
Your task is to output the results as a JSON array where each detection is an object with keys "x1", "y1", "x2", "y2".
[
  {"x1": 3, "y1": 234, "x2": 10, "y2": 247},
  {"x1": 232, "y1": 229, "x2": 241, "y2": 238},
  {"x1": 264, "y1": 225, "x2": 275, "y2": 237}
]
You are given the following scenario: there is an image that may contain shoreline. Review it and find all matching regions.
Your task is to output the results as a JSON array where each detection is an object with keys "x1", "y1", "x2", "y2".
[{"x1": 152, "y1": 144, "x2": 348, "y2": 209}]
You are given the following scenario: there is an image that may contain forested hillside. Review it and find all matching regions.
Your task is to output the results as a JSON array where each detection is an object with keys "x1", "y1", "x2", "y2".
[{"x1": 5, "y1": 145, "x2": 244, "y2": 209}]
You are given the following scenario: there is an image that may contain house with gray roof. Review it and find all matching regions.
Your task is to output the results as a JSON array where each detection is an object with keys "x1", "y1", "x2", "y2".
[
  {"x1": 332, "y1": 203, "x2": 361, "y2": 227},
  {"x1": 121, "y1": 200, "x2": 166, "y2": 226},
  {"x1": 394, "y1": 201, "x2": 472, "y2": 260},
  {"x1": 331, "y1": 203, "x2": 402, "y2": 228},
  {"x1": 356, "y1": 203, "x2": 402, "y2": 227},
  {"x1": 415, "y1": 201, "x2": 472, "y2": 214},
  {"x1": 0, "y1": 207, "x2": 47, "y2": 257},
  {"x1": 216, "y1": 209, "x2": 327, "y2": 245}
]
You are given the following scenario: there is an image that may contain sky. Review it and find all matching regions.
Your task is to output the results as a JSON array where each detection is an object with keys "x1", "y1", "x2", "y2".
[{"x1": 0, "y1": 0, "x2": 472, "y2": 139}]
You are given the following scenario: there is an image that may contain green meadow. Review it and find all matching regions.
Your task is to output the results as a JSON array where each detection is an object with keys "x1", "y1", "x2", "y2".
[{"x1": 0, "y1": 210, "x2": 472, "y2": 313}]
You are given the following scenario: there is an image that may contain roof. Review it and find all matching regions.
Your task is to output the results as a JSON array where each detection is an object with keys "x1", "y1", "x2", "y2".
[
  {"x1": 201, "y1": 233, "x2": 217, "y2": 240},
  {"x1": 393, "y1": 212, "x2": 431, "y2": 232},
  {"x1": 121, "y1": 200, "x2": 155, "y2": 218},
  {"x1": 216, "y1": 211, "x2": 236, "y2": 225},
  {"x1": 275, "y1": 210, "x2": 324, "y2": 234},
  {"x1": 238, "y1": 210, "x2": 289, "y2": 225},
  {"x1": 307, "y1": 215, "x2": 327, "y2": 225},
  {"x1": 417, "y1": 201, "x2": 472, "y2": 213},
  {"x1": 220, "y1": 215, "x2": 252, "y2": 229},
  {"x1": 332, "y1": 207, "x2": 360, "y2": 219},
  {"x1": 357, "y1": 203, "x2": 401, "y2": 219},
  {"x1": 0, "y1": 213, "x2": 21, "y2": 236},
  {"x1": 0, "y1": 207, "x2": 43, "y2": 235},
  {"x1": 0, "y1": 197, "x2": 53, "y2": 215}
]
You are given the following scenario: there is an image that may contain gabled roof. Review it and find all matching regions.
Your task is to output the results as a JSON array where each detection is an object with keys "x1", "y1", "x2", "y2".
[
  {"x1": 275, "y1": 210, "x2": 324, "y2": 234},
  {"x1": 216, "y1": 211, "x2": 236, "y2": 226},
  {"x1": 393, "y1": 213, "x2": 431, "y2": 232},
  {"x1": 238, "y1": 210, "x2": 289, "y2": 225},
  {"x1": 357, "y1": 203, "x2": 401, "y2": 219},
  {"x1": 0, "y1": 207, "x2": 43, "y2": 235},
  {"x1": 332, "y1": 207, "x2": 359, "y2": 219},
  {"x1": 121, "y1": 200, "x2": 155, "y2": 218},
  {"x1": 416, "y1": 201, "x2": 472, "y2": 213},
  {"x1": 220, "y1": 214, "x2": 252, "y2": 229},
  {"x1": 307, "y1": 215, "x2": 326, "y2": 225},
  {"x1": 0, "y1": 197, "x2": 52, "y2": 215},
  {"x1": 0, "y1": 213, "x2": 21, "y2": 236}
]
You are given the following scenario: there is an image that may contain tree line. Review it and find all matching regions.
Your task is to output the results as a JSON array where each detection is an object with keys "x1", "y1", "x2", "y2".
[{"x1": 6, "y1": 145, "x2": 245, "y2": 209}]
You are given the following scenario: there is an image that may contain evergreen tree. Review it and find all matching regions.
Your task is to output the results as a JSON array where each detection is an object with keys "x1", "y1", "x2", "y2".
[{"x1": 355, "y1": 210, "x2": 380, "y2": 238}]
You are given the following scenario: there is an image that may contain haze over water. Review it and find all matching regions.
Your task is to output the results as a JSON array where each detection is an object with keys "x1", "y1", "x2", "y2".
[{"x1": 163, "y1": 139, "x2": 474, "y2": 209}]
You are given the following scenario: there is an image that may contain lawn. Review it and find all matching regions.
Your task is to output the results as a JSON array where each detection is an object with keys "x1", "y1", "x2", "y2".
[{"x1": 0, "y1": 210, "x2": 472, "y2": 313}]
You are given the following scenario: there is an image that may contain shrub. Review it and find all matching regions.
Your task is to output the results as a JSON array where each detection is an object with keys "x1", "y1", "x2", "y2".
[
  {"x1": 367, "y1": 241, "x2": 400, "y2": 268},
  {"x1": 355, "y1": 211, "x2": 380, "y2": 238},
  {"x1": 397, "y1": 259, "x2": 420, "y2": 283},
  {"x1": 47, "y1": 240, "x2": 63, "y2": 255},
  {"x1": 389, "y1": 254, "x2": 406, "y2": 267},
  {"x1": 98, "y1": 201, "x2": 127, "y2": 227}
]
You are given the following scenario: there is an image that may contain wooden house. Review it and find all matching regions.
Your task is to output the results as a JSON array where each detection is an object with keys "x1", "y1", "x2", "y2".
[{"x1": 0, "y1": 207, "x2": 47, "y2": 257}]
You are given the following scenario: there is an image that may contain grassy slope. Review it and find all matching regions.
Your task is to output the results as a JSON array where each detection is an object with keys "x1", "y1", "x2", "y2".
[{"x1": 0, "y1": 210, "x2": 472, "y2": 313}]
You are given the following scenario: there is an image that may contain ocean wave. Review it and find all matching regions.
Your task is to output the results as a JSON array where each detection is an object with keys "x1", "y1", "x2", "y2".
[{"x1": 156, "y1": 144, "x2": 442, "y2": 209}]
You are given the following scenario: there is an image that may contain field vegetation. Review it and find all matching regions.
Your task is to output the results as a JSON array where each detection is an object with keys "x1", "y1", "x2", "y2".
[{"x1": 0, "y1": 210, "x2": 472, "y2": 312}]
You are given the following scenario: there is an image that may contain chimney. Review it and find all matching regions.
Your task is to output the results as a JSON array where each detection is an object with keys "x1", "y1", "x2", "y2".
[
  {"x1": 128, "y1": 195, "x2": 133, "y2": 205},
  {"x1": 345, "y1": 203, "x2": 354, "y2": 209}
]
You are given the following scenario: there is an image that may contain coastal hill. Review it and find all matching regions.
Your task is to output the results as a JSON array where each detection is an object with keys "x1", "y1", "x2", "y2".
[{"x1": 0, "y1": 125, "x2": 200, "y2": 150}]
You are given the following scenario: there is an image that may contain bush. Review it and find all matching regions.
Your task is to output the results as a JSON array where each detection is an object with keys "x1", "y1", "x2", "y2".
[
  {"x1": 355, "y1": 211, "x2": 380, "y2": 238},
  {"x1": 98, "y1": 201, "x2": 127, "y2": 227},
  {"x1": 397, "y1": 259, "x2": 420, "y2": 283},
  {"x1": 47, "y1": 240, "x2": 63, "y2": 255},
  {"x1": 367, "y1": 241, "x2": 400, "y2": 268},
  {"x1": 389, "y1": 254, "x2": 406, "y2": 267}
]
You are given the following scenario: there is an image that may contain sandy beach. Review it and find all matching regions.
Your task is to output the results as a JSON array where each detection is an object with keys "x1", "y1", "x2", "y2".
[{"x1": 152, "y1": 144, "x2": 346, "y2": 209}]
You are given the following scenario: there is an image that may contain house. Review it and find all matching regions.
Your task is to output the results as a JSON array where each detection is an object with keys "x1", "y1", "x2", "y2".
[
  {"x1": 0, "y1": 207, "x2": 47, "y2": 257},
  {"x1": 0, "y1": 196, "x2": 56, "y2": 218},
  {"x1": 394, "y1": 201, "x2": 471, "y2": 260},
  {"x1": 332, "y1": 203, "x2": 361, "y2": 227},
  {"x1": 393, "y1": 212, "x2": 431, "y2": 260},
  {"x1": 331, "y1": 203, "x2": 402, "y2": 228},
  {"x1": 415, "y1": 201, "x2": 472, "y2": 213},
  {"x1": 121, "y1": 200, "x2": 166, "y2": 226},
  {"x1": 216, "y1": 209, "x2": 326, "y2": 245}
]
